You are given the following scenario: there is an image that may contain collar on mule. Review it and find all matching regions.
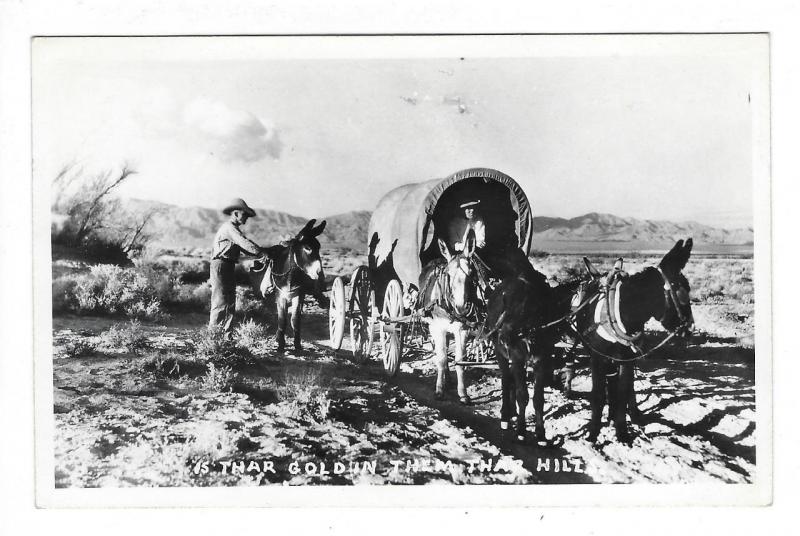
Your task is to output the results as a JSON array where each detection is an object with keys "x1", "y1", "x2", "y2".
[{"x1": 591, "y1": 268, "x2": 644, "y2": 348}]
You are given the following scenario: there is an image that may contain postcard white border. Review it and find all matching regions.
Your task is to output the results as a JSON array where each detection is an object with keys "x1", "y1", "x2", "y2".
[{"x1": 26, "y1": 32, "x2": 772, "y2": 509}]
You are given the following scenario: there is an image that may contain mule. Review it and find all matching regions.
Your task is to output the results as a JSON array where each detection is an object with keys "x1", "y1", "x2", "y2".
[
  {"x1": 571, "y1": 239, "x2": 695, "y2": 443},
  {"x1": 483, "y1": 264, "x2": 560, "y2": 444},
  {"x1": 253, "y1": 219, "x2": 329, "y2": 353},
  {"x1": 418, "y1": 231, "x2": 485, "y2": 404}
]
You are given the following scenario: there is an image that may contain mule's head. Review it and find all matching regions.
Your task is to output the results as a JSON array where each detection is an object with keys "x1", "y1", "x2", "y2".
[
  {"x1": 658, "y1": 238, "x2": 694, "y2": 337},
  {"x1": 437, "y1": 230, "x2": 482, "y2": 317},
  {"x1": 289, "y1": 219, "x2": 327, "y2": 290}
]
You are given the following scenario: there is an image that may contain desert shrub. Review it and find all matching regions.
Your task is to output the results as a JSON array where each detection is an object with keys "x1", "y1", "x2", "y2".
[
  {"x1": 98, "y1": 320, "x2": 149, "y2": 354},
  {"x1": 52, "y1": 275, "x2": 80, "y2": 313},
  {"x1": 191, "y1": 327, "x2": 254, "y2": 366},
  {"x1": 234, "y1": 318, "x2": 268, "y2": 352},
  {"x1": 174, "y1": 259, "x2": 210, "y2": 284},
  {"x1": 201, "y1": 363, "x2": 236, "y2": 392},
  {"x1": 68, "y1": 264, "x2": 166, "y2": 319},
  {"x1": 135, "y1": 350, "x2": 208, "y2": 379},
  {"x1": 276, "y1": 367, "x2": 333, "y2": 422},
  {"x1": 51, "y1": 164, "x2": 157, "y2": 265},
  {"x1": 58, "y1": 338, "x2": 97, "y2": 358},
  {"x1": 236, "y1": 286, "x2": 264, "y2": 317},
  {"x1": 169, "y1": 282, "x2": 211, "y2": 312}
]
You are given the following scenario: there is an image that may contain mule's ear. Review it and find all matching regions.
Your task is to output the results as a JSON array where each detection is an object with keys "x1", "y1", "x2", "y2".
[
  {"x1": 295, "y1": 219, "x2": 316, "y2": 240},
  {"x1": 390, "y1": 238, "x2": 399, "y2": 254},
  {"x1": 684, "y1": 238, "x2": 693, "y2": 256},
  {"x1": 438, "y1": 238, "x2": 453, "y2": 261},
  {"x1": 583, "y1": 257, "x2": 602, "y2": 279},
  {"x1": 463, "y1": 229, "x2": 476, "y2": 257},
  {"x1": 675, "y1": 237, "x2": 693, "y2": 270},
  {"x1": 660, "y1": 239, "x2": 685, "y2": 270},
  {"x1": 310, "y1": 220, "x2": 327, "y2": 237}
]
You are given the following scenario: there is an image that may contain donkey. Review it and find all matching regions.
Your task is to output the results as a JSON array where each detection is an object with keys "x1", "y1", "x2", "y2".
[
  {"x1": 252, "y1": 219, "x2": 329, "y2": 353},
  {"x1": 483, "y1": 264, "x2": 560, "y2": 444},
  {"x1": 418, "y1": 231, "x2": 485, "y2": 404},
  {"x1": 572, "y1": 239, "x2": 695, "y2": 443}
]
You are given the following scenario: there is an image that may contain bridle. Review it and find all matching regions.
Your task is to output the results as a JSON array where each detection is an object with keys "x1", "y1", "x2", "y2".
[
  {"x1": 423, "y1": 254, "x2": 486, "y2": 326},
  {"x1": 566, "y1": 267, "x2": 693, "y2": 362},
  {"x1": 657, "y1": 267, "x2": 691, "y2": 327}
]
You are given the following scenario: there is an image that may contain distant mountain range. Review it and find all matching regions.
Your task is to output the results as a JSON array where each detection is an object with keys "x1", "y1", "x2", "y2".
[
  {"x1": 120, "y1": 199, "x2": 752, "y2": 253},
  {"x1": 531, "y1": 212, "x2": 753, "y2": 246}
]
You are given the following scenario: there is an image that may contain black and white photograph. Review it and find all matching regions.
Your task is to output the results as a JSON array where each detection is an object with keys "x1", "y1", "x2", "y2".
[{"x1": 31, "y1": 34, "x2": 770, "y2": 506}]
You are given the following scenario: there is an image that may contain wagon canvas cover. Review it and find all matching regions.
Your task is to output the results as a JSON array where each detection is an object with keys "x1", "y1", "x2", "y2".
[{"x1": 368, "y1": 168, "x2": 533, "y2": 286}]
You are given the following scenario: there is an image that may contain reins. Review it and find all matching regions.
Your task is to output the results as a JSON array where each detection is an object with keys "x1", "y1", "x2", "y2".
[
  {"x1": 496, "y1": 267, "x2": 691, "y2": 363},
  {"x1": 567, "y1": 319, "x2": 683, "y2": 363},
  {"x1": 564, "y1": 268, "x2": 692, "y2": 363}
]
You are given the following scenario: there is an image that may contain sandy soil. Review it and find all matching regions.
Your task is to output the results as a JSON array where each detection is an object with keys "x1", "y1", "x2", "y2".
[{"x1": 50, "y1": 253, "x2": 756, "y2": 486}]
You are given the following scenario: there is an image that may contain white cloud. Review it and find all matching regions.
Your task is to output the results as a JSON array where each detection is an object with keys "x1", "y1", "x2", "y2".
[
  {"x1": 137, "y1": 91, "x2": 282, "y2": 163},
  {"x1": 183, "y1": 97, "x2": 282, "y2": 162}
]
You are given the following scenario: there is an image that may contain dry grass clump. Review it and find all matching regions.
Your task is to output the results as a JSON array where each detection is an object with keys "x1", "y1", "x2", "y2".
[
  {"x1": 234, "y1": 318, "x2": 268, "y2": 353},
  {"x1": 52, "y1": 264, "x2": 167, "y2": 320},
  {"x1": 190, "y1": 326, "x2": 255, "y2": 367},
  {"x1": 58, "y1": 338, "x2": 97, "y2": 358},
  {"x1": 236, "y1": 286, "x2": 265, "y2": 318},
  {"x1": 276, "y1": 367, "x2": 333, "y2": 422},
  {"x1": 200, "y1": 363, "x2": 237, "y2": 392},
  {"x1": 52, "y1": 256, "x2": 218, "y2": 318},
  {"x1": 97, "y1": 320, "x2": 149, "y2": 354}
]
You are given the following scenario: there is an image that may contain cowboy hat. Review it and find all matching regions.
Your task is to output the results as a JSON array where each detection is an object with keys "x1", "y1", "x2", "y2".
[
  {"x1": 222, "y1": 198, "x2": 257, "y2": 217},
  {"x1": 460, "y1": 200, "x2": 480, "y2": 208}
]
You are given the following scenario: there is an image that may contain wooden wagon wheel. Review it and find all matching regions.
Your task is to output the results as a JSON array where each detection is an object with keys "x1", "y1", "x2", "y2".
[
  {"x1": 348, "y1": 266, "x2": 375, "y2": 363},
  {"x1": 380, "y1": 279, "x2": 404, "y2": 377},
  {"x1": 328, "y1": 276, "x2": 346, "y2": 351}
]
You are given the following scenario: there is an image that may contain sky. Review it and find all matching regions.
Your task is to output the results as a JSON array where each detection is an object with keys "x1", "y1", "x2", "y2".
[{"x1": 33, "y1": 36, "x2": 766, "y2": 228}]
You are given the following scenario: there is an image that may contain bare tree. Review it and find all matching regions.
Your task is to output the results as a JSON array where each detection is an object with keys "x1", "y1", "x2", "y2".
[{"x1": 51, "y1": 162, "x2": 154, "y2": 262}]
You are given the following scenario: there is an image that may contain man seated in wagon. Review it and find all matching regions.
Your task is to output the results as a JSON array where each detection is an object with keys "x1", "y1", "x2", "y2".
[{"x1": 453, "y1": 200, "x2": 486, "y2": 252}]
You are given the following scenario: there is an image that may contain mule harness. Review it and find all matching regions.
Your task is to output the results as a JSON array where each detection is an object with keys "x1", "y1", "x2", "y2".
[
  {"x1": 564, "y1": 267, "x2": 692, "y2": 363},
  {"x1": 254, "y1": 248, "x2": 304, "y2": 298}
]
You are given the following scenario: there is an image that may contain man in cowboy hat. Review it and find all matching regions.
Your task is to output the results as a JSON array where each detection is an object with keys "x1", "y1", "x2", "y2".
[
  {"x1": 209, "y1": 198, "x2": 265, "y2": 333},
  {"x1": 454, "y1": 199, "x2": 486, "y2": 251}
]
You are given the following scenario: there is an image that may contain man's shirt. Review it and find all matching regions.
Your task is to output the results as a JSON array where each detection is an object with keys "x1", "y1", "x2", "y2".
[
  {"x1": 455, "y1": 218, "x2": 486, "y2": 251},
  {"x1": 211, "y1": 221, "x2": 261, "y2": 261}
]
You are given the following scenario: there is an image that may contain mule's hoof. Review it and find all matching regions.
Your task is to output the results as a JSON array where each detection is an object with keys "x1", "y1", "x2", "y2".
[
  {"x1": 500, "y1": 421, "x2": 509, "y2": 430},
  {"x1": 459, "y1": 395, "x2": 472, "y2": 406},
  {"x1": 616, "y1": 430, "x2": 633, "y2": 445},
  {"x1": 434, "y1": 392, "x2": 445, "y2": 401},
  {"x1": 533, "y1": 432, "x2": 550, "y2": 448}
]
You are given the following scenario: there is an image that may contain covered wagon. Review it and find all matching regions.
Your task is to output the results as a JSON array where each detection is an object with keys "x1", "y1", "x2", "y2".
[{"x1": 329, "y1": 167, "x2": 534, "y2": 375}]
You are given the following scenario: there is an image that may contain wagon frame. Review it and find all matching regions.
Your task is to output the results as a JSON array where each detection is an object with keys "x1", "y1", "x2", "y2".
[{"x1": 329, "y1": 168, "x2": 535, "y2": 376}]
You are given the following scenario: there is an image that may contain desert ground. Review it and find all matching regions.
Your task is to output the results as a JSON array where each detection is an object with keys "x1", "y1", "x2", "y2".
[{"x1": 50, "y1": 247, "x2": 756, "y2": 486}]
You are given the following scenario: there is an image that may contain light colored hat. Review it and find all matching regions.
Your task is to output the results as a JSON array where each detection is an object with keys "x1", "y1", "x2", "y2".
[
  {"x1": 222, "y1": 198, "x2": 256, "y2": 217},
  {"x1": 460, "y1": 200, "x2": 480, "y2": 208}
]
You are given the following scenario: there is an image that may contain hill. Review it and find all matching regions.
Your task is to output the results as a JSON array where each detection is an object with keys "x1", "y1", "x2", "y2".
[{"x1": 117, "y1": 199, "x2": 752, "y2": 254}]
